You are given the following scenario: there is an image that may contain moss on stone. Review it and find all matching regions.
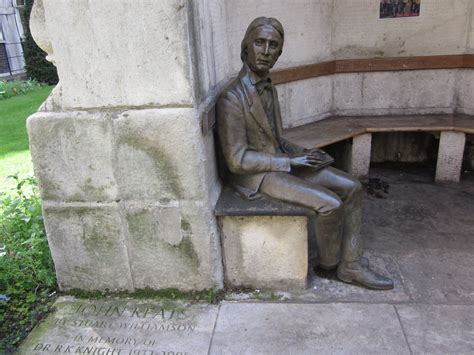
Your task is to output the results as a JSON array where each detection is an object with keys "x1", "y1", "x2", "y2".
[
  {"x1": 67, "y1": 289, "x2": 107, "y2": 299},
  {"x1": 126, "y1": 208, "x2": 153, "y2": 243},
  {"x1": 180, "y1": 218, "x2": 191, "y2": 232},
  {"x1": 82, "y1": 227, "x2": 116, "y2": 255},
  {"x1": 67, "y1": 287, "x2": 220, "y2": 304},
  {"x1": 126, "y1": 208, "x2": 199, "y2": 267},
  {"x1": 176, "y1": 236, "x2": 200, "y2": 270},
  {"x1": 48, "y1": 207, "x2": 120, "y2": 255},
  {"x1": 78, "y1": 177, "x2": 111, "y2": 201},
  {"x1": 117, "y1": 134, "x2": 182, "y2": 198}
]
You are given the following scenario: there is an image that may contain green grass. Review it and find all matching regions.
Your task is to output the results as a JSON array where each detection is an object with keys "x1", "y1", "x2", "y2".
[
  {"x1": 0, "y1": 86, "x2": 53, "y2": 192},
  {"x1": 0, "y1": 86, "x2": 56, "y2": 352}
]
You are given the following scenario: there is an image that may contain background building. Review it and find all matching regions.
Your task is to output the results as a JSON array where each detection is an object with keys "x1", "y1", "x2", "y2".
[{"x1": 0, "y1": 0, "x2": 26, "y2": 78}]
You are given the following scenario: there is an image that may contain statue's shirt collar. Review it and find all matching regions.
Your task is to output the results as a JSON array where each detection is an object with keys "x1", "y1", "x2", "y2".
[{"x1": 246, "y1": 65, "x2": 272, "y2": 94}]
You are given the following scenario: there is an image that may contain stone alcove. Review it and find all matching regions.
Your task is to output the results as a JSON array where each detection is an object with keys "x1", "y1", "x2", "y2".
[{"x1": 28, "y1": 0, "x2": 473, "y2": 291}]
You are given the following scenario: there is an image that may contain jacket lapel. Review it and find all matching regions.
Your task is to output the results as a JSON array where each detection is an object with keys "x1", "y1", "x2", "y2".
[{"x1": 240, "y1": 72, "x2": 279, "y2": 145}]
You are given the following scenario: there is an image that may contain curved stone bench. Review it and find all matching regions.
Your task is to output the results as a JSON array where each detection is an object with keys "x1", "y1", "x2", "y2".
[{"x1": 283, "y1": 114, "x2": 474, "y2": 182}]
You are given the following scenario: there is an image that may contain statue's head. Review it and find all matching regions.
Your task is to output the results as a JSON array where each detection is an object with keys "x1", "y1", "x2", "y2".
[{"x1": 240, "y1": 17, "x2": 284, "y2": 75}]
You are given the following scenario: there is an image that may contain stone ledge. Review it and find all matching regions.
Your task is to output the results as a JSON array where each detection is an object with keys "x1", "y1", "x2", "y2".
[{"x1": 215, "y1": 187, "x2": 314, "y2": 217}]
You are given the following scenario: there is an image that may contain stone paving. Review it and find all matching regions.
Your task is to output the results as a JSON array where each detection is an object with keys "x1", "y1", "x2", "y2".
[{"x1": 19, "y1": 167, "x2": 474, "y2": 354}]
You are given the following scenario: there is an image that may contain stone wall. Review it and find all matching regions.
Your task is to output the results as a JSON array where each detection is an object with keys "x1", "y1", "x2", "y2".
[
  {"x1": 456, "y1": 70, "x2": 474, "y2": 115},
  {"x1": 332, "y1": 0, "x2": 470, "y2": 59},
  {"x1": 331, "y1": 0, "x2": 472, "y2": 119},
  {"x1": 28, "y1": 0, "x2": 223, "y2": 291},
  {"x1": 199, "y1": 0, "x2": 473, "y2": 125},
  {"x1": 468, "y1": 0, "x2": 474, "y2": 55},
  {"x1": 277, "y1": 69, "x2": 458, "y2": 129}
]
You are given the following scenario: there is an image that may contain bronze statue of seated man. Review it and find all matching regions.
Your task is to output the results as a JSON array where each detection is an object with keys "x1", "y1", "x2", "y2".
[{"x1": 216, "y1": 17, "x2": 393, "y2": 290}]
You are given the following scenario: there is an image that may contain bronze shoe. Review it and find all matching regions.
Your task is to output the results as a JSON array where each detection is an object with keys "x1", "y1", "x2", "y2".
[
  {"x1": 314, "y1": 256, "x2": 369, "y2": 271},
  {"x1": 337, "y1": 261, "x2": 394, "y2": 290}
]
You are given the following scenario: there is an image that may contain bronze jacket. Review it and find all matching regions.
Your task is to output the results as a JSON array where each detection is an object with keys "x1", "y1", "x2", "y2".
[{"x1": 216, "y1": 65, "x2": 304, "y2": 198}]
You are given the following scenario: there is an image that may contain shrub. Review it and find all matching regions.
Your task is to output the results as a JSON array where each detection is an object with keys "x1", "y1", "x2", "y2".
[
  {"x1": 0, "y1": 175, "x2": 57, "y2": 352},
  {"x1": 0, "y1": 79, "x2": 44, "y2": 100},
  {"x1": 23, "y1": 0, "x2": 58, "y2": 85}
]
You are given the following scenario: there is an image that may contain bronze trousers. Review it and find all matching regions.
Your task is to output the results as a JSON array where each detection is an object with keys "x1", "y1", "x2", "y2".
[{"x1": 259, "y1": 166, "x2": 363, "y2": 268}]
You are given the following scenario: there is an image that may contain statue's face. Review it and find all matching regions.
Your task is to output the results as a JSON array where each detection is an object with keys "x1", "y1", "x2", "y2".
[{"x1": 245, "y1": 25, "x2": 283, "y2": 75}]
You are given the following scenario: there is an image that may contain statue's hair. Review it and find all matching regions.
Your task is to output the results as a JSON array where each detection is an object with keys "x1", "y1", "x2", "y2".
[{"x1": 240, "y1": 17, "x2": 284, "y2": 62}]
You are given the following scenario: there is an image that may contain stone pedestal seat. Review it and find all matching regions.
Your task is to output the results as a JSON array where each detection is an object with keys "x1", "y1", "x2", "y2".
[
  {"x1": 215, "y1": 188, "x2": 314, "y2": 290},
  {"x1": 283, "y1": 114, "x2": 474, "y2": 182}
]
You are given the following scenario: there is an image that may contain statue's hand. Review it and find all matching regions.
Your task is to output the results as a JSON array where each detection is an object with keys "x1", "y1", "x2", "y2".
[
  {"x1": 290, "y1": 152, "x2": 323, "y2": 168},
  {"x1": 306, "y1": 148, "x2": 327, "y2": 155}
]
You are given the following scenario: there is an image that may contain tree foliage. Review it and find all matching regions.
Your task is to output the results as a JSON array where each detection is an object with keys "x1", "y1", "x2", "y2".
[{"x1": 23, "y1": 0, "x2": 58, "y2": 85}]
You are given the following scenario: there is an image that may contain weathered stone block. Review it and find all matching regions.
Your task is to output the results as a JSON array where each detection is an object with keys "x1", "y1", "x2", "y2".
[
  {"x1": 43, "y1": 203, "x2": 133, "y2": 291},
  {"x1": 124, "y1": 202, "x2": 221, "y2": 291},
  {"x1": 27, "y1": 112, "x2": 117, "y2": 202},
  {"x1": 39, "y1": 0, "x2": 193, "y2": 109},
  {"x1": 113, "y1": 109, "x2": 214, "y2": 202},
  {"x1": 435, "y1": 131, "x2": 466, "y2": 183},
  {"x1": 28, "y1": 107, "x2": 224, "y2": 292},
  {"x1": 219, "y1": 216, "x2": 308, "y2": 290}
]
